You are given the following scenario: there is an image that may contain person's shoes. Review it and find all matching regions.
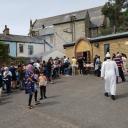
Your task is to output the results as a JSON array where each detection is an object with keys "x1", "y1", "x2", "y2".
[
  {"x1": 35, "y1": 101, "x2": 40, "y2": 105},
  {"x1": 111, "y1": 95, "x2": 116, "y2": 100},
  {"x1": 104, "y1": 92, "x2": 109, "y2": 97},
  {"x1": 44, "y1": 96, "x2": 47, "y2": 99},
  {"x1": 39, "y1": 98, "x2": 43, "y2": 100},
  {"x1": 122, "y1": 80, "x2": 126, "y2": 82},
  {"x1": 28, "y1": 105, "x2": 33, "y2": 109}
]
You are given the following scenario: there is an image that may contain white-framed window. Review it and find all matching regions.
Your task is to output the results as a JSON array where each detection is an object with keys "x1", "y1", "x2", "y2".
[
  {"x1": 19, "y1": 44, "x2": 24, "y2": 53},
  {"x1": 28, "y1": 45, "x2": 33, "y2": 55}
]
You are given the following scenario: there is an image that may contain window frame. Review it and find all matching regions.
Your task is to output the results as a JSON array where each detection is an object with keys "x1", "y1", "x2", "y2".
[
  {"x1": 104, "y1": 43, "x2": 110, "y2": 55},
  {"x1": 19, "y1": 44, "x2": 24, "y2": 53},
  {"x1": 28, "y1": 45, "x2": 33, "y2": 55}
]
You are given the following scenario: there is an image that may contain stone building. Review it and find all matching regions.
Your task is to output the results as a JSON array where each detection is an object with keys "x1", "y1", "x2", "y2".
[
  {"x1": 63, "y1": 32, "x2": 128, "y2": 63},
  {"x1": 29, "y1": 6, "x2": 106, "y2": 54}
]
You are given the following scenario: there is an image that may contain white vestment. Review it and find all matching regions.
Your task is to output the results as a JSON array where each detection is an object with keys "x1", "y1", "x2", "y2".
[{"x1": 101, "y1": 59, "x2": 119, "y2": 95}]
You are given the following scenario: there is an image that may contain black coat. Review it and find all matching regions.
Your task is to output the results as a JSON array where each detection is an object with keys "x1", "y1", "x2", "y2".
[{"x1": 0, "y1": 74, "x2": 3, "y2": 88}]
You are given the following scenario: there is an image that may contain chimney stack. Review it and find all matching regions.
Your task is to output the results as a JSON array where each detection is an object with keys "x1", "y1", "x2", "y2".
[{"x1": 3, "y1": 25, "x2": 10, "y2": 35}]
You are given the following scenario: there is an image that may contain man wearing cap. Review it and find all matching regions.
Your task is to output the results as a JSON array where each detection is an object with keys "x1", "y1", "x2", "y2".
[{"x1": 101, "y1": 52, "x2": 119, "y2": 100}]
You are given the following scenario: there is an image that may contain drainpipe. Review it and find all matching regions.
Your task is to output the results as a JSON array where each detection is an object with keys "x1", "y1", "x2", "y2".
[{"x1": 16, "y1": 42, "x2": 17, "y2": 57}]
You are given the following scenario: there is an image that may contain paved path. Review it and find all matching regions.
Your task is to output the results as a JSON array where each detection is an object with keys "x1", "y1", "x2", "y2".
[{"x1": 0, "y1": 75, "x2": 128, "y2": 128}]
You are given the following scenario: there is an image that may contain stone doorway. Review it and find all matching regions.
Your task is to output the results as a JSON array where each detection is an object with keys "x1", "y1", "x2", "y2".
[
  {"x1": 74, "y1": 38, "x2": 92, "y2": 62},
  {"x1": 76, "y1": 51, "x2": 91, "y2": 63}
]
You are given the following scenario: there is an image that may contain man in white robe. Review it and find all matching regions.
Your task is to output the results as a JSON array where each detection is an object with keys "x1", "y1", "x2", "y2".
[{"x1": 101, "y1": 52, "x2": 119, "y2": 100}]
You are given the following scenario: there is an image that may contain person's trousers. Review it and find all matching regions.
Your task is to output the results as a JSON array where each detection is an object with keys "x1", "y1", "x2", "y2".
[
  {"x1": 64, "y1": 68, "x2": 69, "y2": 75},
  {"x1": 40, "y1": 86, "x2": 46, "y2": 98},
  {"x1": 47, "y1": 71, "x2": 52, "y2": 82},
  {"x1": 96, "y1": 69, "x2": 101, "y2": 77},
  {"x1": 28, "y1": 90, "x2": 38, "y2": 106},
  {"x1": 5, "y1": 81, "x2": 11, "y2": 93},
  {"x1": 118, "y1": 67, "x2": 125, "y2": 82},
  {"x1": 72, "y1": 66, "x2": 76, "y2": 76},
  {"x1": 79, "y1": 67, "x2": 84, "y2": 74}
]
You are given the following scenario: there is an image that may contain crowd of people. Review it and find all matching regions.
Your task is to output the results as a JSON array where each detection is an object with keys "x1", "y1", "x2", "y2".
[
  {"x1": 94, "y1": 52, "x2": 128, "y2": 81},
  {"x1": 0, "y1": 56, "x2": 89, "y2": 108},
  {"x1": 0, "y1": 53, "x2": 127, "y2": 108}
]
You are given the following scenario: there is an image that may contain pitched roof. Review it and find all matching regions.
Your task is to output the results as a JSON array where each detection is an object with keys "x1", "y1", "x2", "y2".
[
  {"x1": 32, "y1": 6, "x2": 104, "y2": 30},
  {"x1": 89, "y1": 31, "x2": 128, "y2": 42},
  {"x1": 0, "y1": 34, "x2": 43, "y2": 44}
]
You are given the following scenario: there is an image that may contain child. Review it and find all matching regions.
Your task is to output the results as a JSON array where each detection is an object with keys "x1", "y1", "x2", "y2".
[{"x1": 38, "y1": 72, "x2": 47, "y2": 100}]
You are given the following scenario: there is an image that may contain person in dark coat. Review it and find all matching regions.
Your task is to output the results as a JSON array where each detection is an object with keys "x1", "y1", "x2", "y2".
[
  {"x1": 77, "y1": 57, "x2": 84, "y2": 75},
  {"x1": 0, "y1": 71, "x2": 3, "y2": 97},
  {"x1": 9, "y1": 62, "x2": 17, "y2": 89},
  {"x1": 46, "y1": 59, "x2": 53, "y2": 83}
]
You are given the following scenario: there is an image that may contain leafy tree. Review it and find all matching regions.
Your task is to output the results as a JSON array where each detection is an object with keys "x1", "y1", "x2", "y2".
[
  {"x1": 102, "y1": 0, "x2": 127, "y2": 33},
  {"x1": 0, "y1": 41, "x2": 9, "y2": 64},
  {"x1": 121, "y1": 9, "x2": 128, "y2": 30}
]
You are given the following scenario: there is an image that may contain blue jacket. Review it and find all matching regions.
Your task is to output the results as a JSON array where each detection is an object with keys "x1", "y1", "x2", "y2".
[
  {"x1": 24, "y1": 70, "x2": 35, "y2": 94},
  {"x1": 25, "y1": 79, "x2": 35, "y2": 94}
]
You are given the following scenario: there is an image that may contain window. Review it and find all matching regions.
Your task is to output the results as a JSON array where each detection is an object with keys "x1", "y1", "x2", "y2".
[
  {"x1": 5, "y1": 44, "x2": 10, "y2": 53},
  {"x1": 28, "y1": 45, "x2": 33, "y2": 55},
  {"x1": 0, "y1": 44, "x2": 9, "y2": 54},
  {"x1": 34, "y1": 31, "x2": 39, "y2": 36},
  {"x1": 91, "y1": 29, "x2": 98, "y2": 37},
  {"x1": 104, "y1": 43, "x2": 110, "y2": 55},
  {"x1": 19, "y1": 44, "x2": 24, "y2": 53}
]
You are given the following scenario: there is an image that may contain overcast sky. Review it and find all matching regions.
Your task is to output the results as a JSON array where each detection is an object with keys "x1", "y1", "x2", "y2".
[{"x1": 0, "y1": 0, "x2": 108, "y2": 35}]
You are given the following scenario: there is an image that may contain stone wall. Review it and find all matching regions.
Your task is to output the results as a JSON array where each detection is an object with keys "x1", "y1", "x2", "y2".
[
  {"x1": 64, "y1": 37, "x2": 128, "y2": 63},
  {"x1": 92, "y1": 38, "x2": 128, "y2": 62},
  {"x1": 64, "y1": 46, "x2": 74, "y2": 60},
  {"x1": 75, "y1": 21, "x2": 85, "y2": 39},
  {"x1": 54, "y1": 23, "x2": 72, "y2": 52},
  {"x1": 54, "y1": 19, "x2": 100, "y2": 52},
  {"x1": 54, "y1": 20, "x2": 90, "y2": 52}
]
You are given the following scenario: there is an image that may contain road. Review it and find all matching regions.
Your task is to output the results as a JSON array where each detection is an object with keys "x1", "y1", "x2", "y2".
[{"x1": 0, "y1": 75, "x2": 128, "y2": 128}]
